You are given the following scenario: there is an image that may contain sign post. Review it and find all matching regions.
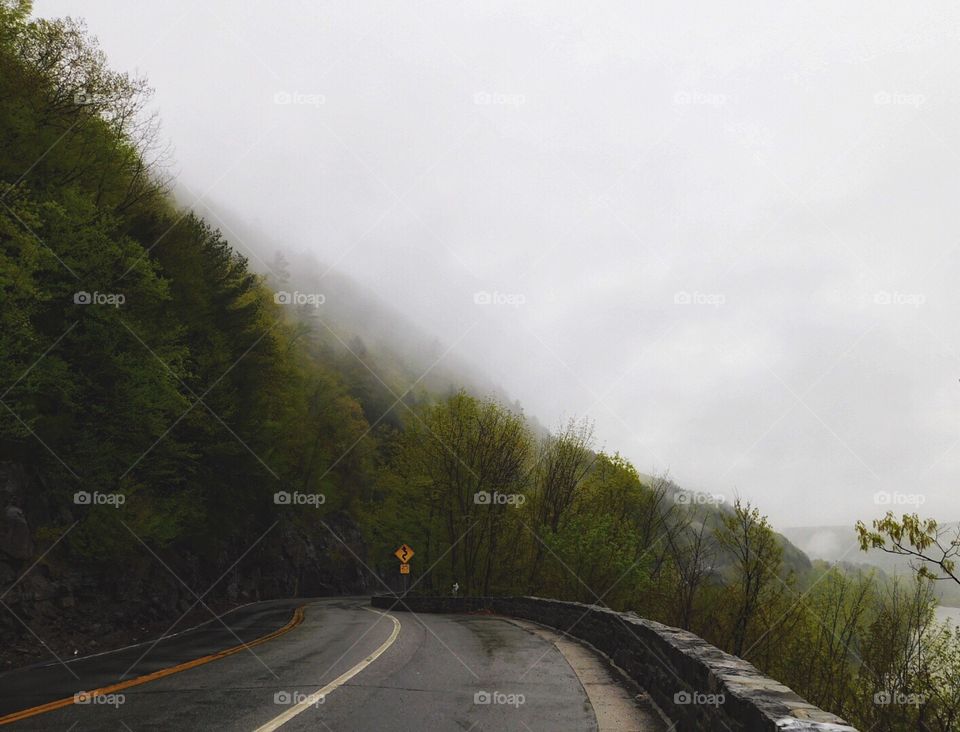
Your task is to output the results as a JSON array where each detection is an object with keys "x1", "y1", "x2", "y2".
[{"x1": 394, "y1": 544, "x2": 414, "y2": 593}]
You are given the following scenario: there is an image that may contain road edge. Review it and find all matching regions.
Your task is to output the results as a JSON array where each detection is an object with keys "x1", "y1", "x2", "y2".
[{"x1": 0, "y1": 605, "x2": 306, "y2": 727}]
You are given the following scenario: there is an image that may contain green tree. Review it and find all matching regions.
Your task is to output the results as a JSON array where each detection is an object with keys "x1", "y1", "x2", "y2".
[
  {"x1": 857, "y1": 512, "x2": 960, "y2": 585},
  {"x1": 715, "y1": 499, "x2": 785, "y2": 656}
]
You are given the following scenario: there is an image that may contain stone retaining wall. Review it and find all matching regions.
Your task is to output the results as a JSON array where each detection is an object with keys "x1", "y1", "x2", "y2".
[{"x1": 370, "y1": 595, "x2": 858, "y2": 732}]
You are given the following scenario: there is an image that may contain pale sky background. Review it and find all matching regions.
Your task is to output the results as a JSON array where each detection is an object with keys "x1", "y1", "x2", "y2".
[{"x1": 34, "y1": 0, "x2": 960, "y2": 530}]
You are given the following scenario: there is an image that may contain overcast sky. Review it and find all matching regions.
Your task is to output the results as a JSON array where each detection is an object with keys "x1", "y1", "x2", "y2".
[{"x1": 35, "y1": 0, "x2": 960, "y2": 529}]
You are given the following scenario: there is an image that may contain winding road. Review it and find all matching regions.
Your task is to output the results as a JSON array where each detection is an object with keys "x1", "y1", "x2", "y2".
[{"x1": 0, "y1": 597, "x2": 665, "y2": 731}]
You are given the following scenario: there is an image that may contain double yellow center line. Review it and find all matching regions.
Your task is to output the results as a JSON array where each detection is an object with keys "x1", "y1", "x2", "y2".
[{"x1": 0, "y1": 606, "x2": 305, "y2": 726}]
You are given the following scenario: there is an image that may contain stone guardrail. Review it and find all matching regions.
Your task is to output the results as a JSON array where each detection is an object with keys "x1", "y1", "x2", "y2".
[{"x1": 370, "y1": 595, "x2": 858, "y2": 732}]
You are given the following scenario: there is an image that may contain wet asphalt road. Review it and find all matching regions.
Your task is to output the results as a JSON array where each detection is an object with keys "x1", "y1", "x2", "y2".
[{"x1": 0, "y1": 597, "x2": 643, "y2": 731}]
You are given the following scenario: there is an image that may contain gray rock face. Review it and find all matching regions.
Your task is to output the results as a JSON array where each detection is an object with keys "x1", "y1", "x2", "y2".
[{"x1": 1, "y1": 505, "x2": 34, "y2": 560}]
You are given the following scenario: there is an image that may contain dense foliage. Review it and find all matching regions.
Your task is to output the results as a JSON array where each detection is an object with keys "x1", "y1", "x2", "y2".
[
  {"x1": 2, "y1": 3, "x2": 959, "y2": 729},
  {"x1": 0, "y1": 0, "x2": 379, "y2": 560}
]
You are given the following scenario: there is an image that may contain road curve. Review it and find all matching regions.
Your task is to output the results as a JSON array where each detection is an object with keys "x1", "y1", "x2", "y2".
[{"x1": 0, "y1": 597, "x2": 664, "y2": 731}]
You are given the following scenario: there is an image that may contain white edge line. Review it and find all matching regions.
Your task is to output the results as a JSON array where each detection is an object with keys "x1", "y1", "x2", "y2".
[{"x1": 253, "y1": 608, "x2": 401, "y2": 732}]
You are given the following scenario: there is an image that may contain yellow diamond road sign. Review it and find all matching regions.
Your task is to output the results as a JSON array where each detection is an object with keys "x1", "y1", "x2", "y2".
[{"x1": 394, "y1": 544, "x2": 414, "y2": 562}]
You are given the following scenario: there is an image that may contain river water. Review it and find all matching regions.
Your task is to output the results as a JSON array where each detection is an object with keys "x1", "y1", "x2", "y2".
[{"x1": 934, "y1": 605, "x2": 960, "y2": 628}]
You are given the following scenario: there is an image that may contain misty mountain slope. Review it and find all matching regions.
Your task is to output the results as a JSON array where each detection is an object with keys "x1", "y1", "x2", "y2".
[
  {"x1": 180, "y1": 196, "x2": 814, "y2": 584},
  {"x1": 782, "y1": 523, "x2": 960, "y2": 605},
  {"x1": 638, "y1": 473, "x2": 812, "y2": 577},
  {"x1": 184, "y1": 194, "x2": 814, "y2": 580},
  {"x1": 183, "y1": 194, "x2": 545, "y2": 430}
]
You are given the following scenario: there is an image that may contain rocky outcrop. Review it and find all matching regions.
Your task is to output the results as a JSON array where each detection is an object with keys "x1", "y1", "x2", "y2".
[
  {"x1": 1, "y1": 506, "x2": 33, "y2": 560},
  {"x1": 1, "y1": 464, "x2": 36, "y2": 562},
  {"x1": 371, "y1": 595, "x2": 858, "y2": 732}
]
